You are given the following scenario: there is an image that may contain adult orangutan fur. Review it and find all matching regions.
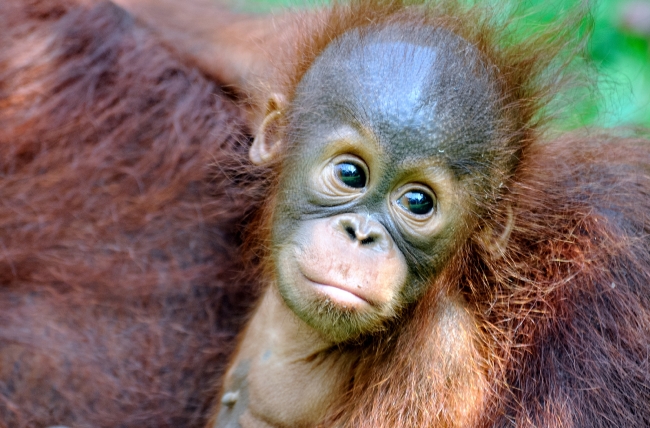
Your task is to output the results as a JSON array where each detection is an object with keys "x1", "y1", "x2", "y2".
[
  {"x1": 2, "y1": 0, "x2": 650, "y2": 428},
  {"x1": 0, "y1": 1, "x2": 261, "y2": 426}
]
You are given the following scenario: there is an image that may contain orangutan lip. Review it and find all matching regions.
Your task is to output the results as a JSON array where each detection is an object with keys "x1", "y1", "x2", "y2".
[{"x1": 299, "y1": 270, "x2": 370, "y2": 306}]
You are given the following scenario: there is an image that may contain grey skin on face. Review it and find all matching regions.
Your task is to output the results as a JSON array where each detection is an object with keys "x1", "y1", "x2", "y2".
[{"x1": 272, "y1": 26, "x2": 501, "y2": 343}]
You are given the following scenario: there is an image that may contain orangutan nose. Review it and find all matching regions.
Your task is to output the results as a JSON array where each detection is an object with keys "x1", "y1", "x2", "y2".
[{"x1": 334, "y1": 214, "x2": 392, "y2": 251}]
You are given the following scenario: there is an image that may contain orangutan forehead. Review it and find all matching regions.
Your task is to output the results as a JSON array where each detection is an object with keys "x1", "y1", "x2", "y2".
[{"x1": 292, "y1": 26, "x2": 499, "y2": 166}]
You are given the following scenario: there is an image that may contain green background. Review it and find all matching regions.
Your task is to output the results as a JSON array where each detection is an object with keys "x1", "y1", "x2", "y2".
[{"x1": 234, "y1": 0, "x2": 650, "y2": 128}]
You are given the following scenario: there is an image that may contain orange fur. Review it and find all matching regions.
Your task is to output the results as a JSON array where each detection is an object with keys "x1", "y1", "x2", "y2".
[
  {"x1": 1, "y1": 0, "x2": 649, "y2": 427},
  {"x1": 214, "y1": 2, "x2": 650, "y2": 427}
]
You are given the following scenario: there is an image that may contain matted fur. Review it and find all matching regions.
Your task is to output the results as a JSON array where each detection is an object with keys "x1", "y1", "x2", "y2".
[{"x1": 0, "y1": 1, "x2": 263, "y2": 426}]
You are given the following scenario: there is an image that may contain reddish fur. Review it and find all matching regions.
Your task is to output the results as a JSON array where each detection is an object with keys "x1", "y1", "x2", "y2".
[
  {"x1": 1, "y1": 0, "x2": 649, "y2": 427},
  {"x1": 314, "y1": 134, "x2": 650, "y2": 427},
  {"x1": 232, "y1": 1, "x2": 650, "y2": 427},
  {"x1": 0, "y1": 1, "x2": 264, "y2": 426}
]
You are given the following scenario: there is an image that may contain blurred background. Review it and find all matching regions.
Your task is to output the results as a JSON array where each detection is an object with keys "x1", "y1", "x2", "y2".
[{"x1": 231, "y1": 0, "x2": 650, "y2": 128}]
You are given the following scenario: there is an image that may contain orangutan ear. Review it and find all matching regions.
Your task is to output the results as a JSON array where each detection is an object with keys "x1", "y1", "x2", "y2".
[
  {"x1": 250, "y1": 93, "x2": 286, "y2": 165},
  {"x1": 480, "y1": 204, "x2": 514, "y2": 259}
]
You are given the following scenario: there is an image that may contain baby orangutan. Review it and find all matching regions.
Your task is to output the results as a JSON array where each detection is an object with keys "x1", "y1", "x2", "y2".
[{"x1": 4, "y1": 0, "x2": 650, "y2": 427}]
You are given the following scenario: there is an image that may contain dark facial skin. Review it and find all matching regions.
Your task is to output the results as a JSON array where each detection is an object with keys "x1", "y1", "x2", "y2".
[{"x1": 270, "y1": 26, "x2": 501, "y2": 343}]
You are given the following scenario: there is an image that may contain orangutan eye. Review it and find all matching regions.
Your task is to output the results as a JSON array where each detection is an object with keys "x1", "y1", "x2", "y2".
[
  {"x1": 336, "y1": 162, "x2": 367, "y2": 188},
  {"x1": 397, "y1": 190, "x2": 435, "y2": 215}
]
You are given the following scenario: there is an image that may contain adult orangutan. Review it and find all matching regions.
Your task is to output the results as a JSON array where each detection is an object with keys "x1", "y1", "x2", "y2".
[
  {"x1": 0, "y1": 1, "x2": 258, "y2": 426},
  {"x1": 3, "y1": 0, "x2": 650, "y2": 427}
]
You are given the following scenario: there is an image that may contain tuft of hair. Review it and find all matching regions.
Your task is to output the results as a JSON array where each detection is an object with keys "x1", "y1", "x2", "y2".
[{"x1": 275, "y1": 0, "x2": 590, "y2": 154}]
